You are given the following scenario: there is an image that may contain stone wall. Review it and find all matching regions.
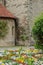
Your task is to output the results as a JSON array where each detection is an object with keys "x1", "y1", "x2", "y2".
[
  {"x1": 0, "y1": 0, "x2": 43, "y2": 46},
  {"x1": 5, "y1": 0, "x2": 29, "y2": 46},
  {"x1": 0, "y1": 19, "x2": 15, "y2": 46},
  {"x1": 6, "y1": 0, "x2": 43, "y2": 46}
]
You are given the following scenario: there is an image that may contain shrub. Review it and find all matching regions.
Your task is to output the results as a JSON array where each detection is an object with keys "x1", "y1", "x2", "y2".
[{"x1": 32, "y1": 13, "x2": 43, "y2": 50}]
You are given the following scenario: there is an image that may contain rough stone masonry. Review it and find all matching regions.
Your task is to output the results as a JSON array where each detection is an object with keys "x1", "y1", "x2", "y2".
[{"x1": 0, "y1": 0, "x2": 43, "y2": 46}]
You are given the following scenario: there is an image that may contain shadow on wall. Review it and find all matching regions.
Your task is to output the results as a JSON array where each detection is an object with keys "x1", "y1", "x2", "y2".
[{"x1": 15, "y1": 18, "x2": 20, "y2": 45}]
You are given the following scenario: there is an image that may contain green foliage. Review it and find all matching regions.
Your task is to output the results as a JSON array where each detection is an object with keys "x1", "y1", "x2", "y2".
[
  {"x1": 19, "y1": 26, "x2": 28, "y2": 41},
  {"x1": 0, "y1": 20, "x2": 8, "y2": 39},
  {"x1": 35, "y1": 43, "x2": 43, "y2": 50},
  {"x1": 32, "y1": 13, "x2": 43, "y2": 50},
  {"x1": 20, "y1": 35, "x2": 28, "y2": 41},
  {"x1": 25, "y1": 58, "x2": 34, "y2": 65}
]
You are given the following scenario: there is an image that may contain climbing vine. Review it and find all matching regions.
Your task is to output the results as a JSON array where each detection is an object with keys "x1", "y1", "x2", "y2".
[
  {"x1": 19, "y1": 26, "x2": 28, "y2": 41},
  {"x1": 0, "y1": 20, "x2": 8, "y2": 39}
]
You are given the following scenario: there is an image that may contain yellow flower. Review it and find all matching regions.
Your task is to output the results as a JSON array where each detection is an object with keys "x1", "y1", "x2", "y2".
[
  {"x1": 1, "y1": 63, "x2": 5, "y2": 65},
  {"x1": 29, "y1": 58, "x2": 32, "y2": 61},
  {"x1": 20, "y1": 59, "x2": 24, "y2": 63},
  {"x1": 32, "y1": 57, "x2": 38, "y2": 62},
  {"x1": 16, "y1": 58, "x2": 19, "y2": 60},
  {"x1": 16, "y1": 58, "x2": 24, "y2": 63},
  {"x1": 33, "y1": 49, "x2": 39, "y2": 53},
  {"x1": 25, "y1": 49, "x2": 31, "y2": 53},
  {"x1": 0, "y1": 60, "x2": 2, "y2": 62}
]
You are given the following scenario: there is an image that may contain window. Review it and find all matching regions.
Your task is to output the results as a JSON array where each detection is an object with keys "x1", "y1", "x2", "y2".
[{"x1": 12, "y1": 26, "x2": 14, "y2": 36}]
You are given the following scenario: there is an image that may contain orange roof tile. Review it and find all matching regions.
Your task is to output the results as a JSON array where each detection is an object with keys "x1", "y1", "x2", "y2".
[{"x1": 0, "y1": 4, "x2": 16, "y2": 19}]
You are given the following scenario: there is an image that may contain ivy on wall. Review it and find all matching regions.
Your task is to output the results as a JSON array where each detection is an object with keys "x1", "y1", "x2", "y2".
[
  {"x1": 19, "y1": 26, "x2": 28, "y2": 41},
  {"x1": 0, "y1": 20, "x2": 8, "y2": 39}
]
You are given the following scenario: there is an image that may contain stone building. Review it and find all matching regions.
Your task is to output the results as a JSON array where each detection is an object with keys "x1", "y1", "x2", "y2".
[
  {"x1": 0, "y1": 3, "x2": 16, "y2": 46},
  {"x1": 0, "y1": 0, "x2": 43, "y2": 46}
]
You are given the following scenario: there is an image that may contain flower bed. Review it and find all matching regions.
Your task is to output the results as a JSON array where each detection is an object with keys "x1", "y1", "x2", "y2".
[{"x1": 0, "y1": 47, "x2": 43, "y2": 65}]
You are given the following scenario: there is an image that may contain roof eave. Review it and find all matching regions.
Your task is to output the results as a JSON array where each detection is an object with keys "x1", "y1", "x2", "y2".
[{"x1": 0, "y1": 16, "x2": 17, "y2": 20}]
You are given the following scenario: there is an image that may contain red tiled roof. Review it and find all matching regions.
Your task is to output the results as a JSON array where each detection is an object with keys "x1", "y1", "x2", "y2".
[{"x1": 0, "y1": 4, "x2": 16, "y2": 19}]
